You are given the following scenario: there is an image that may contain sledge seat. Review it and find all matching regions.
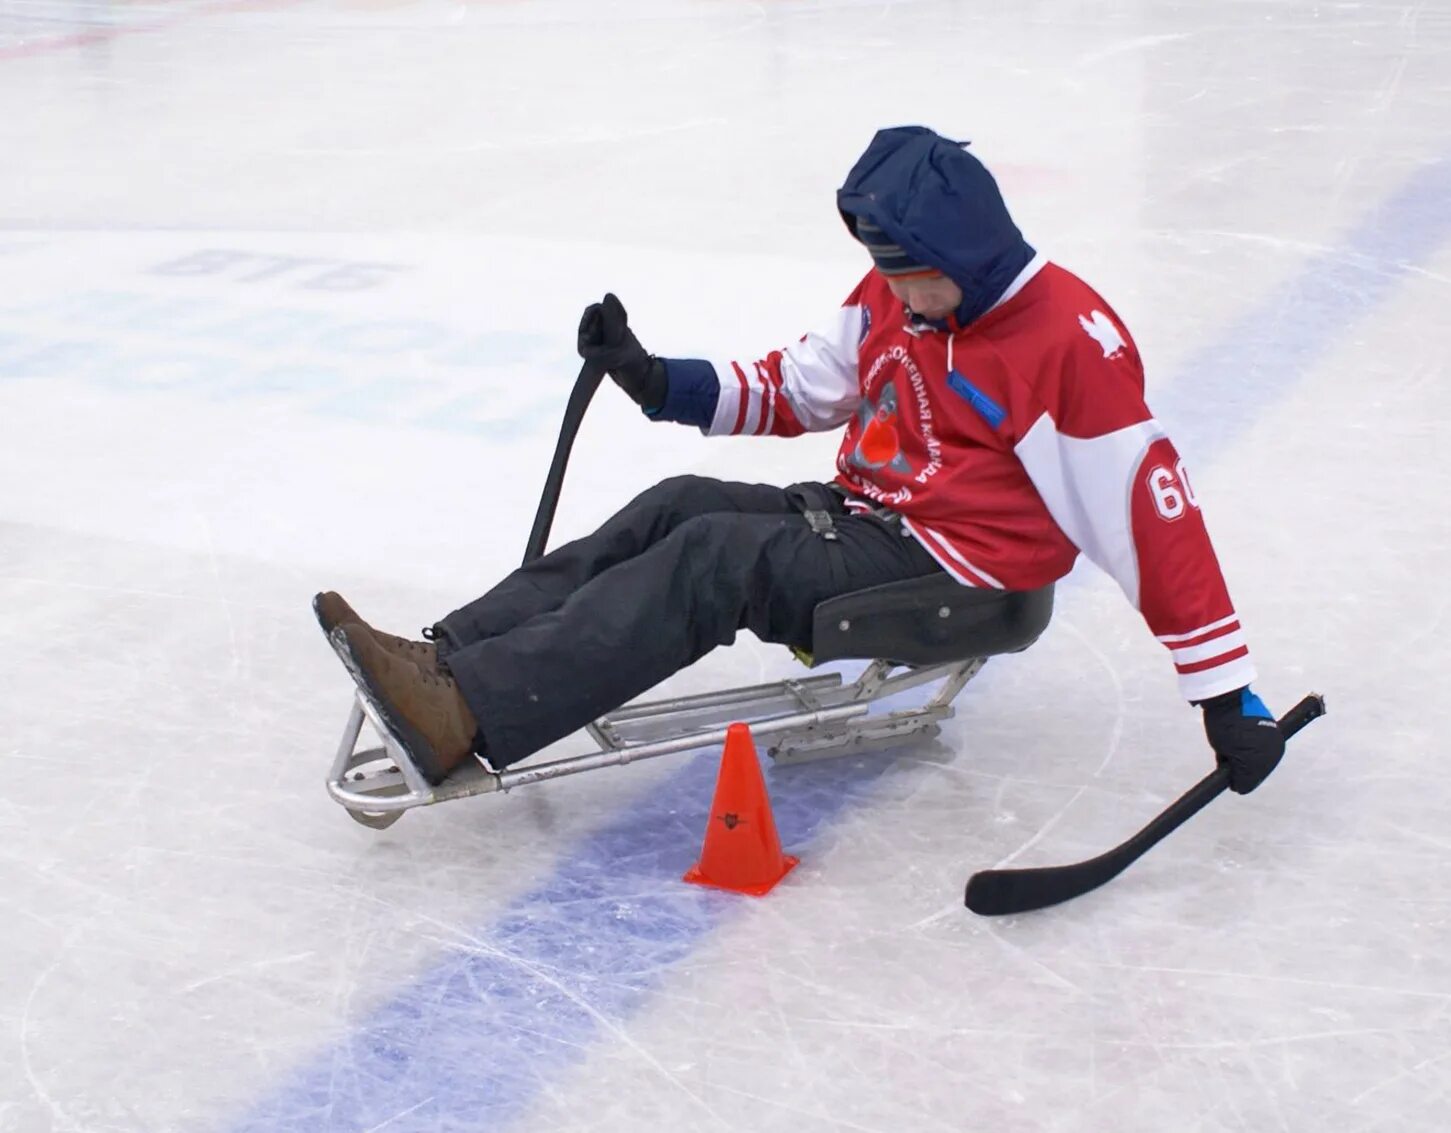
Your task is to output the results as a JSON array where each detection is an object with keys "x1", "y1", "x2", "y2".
[{"x1": 811, "y1": 576, "x2": 1055, "y2": 666}]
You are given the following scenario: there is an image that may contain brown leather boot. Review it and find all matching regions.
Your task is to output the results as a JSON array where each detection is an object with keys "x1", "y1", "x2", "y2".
[
  {"x1": 331, "y1": 622, "x2": 479, "y2": 785},
  {"x1": 313, "y1": 591, "x2": 439, "y2": 675}
]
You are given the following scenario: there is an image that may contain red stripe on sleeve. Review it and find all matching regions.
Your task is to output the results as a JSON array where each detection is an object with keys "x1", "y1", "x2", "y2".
[
  {"x1": 759, "y1": 357, "x2": 806, "y2": 436},
  {"x1": 1173, "y1": 621, "x2": 1241, "y2": 650},
  {"x1": 1175, "y1": 644, "x2": 1250, "y2": 675},
  {"x1": 754, "y1": 362, "x2": 773, "y2": 436},
  {"x1": 773, "y1": 397, "x2": 803, "y2": 435},
  {"x1": 729, "y1": 362, "x2": 751, "y2": 434}
]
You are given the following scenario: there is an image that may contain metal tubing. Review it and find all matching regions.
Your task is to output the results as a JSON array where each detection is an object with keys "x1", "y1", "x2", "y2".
[
  {"x1": 346, "y1": 692, "x2": 435, "y2": 798},
  {"x1": 601, "y1": 672, "x2": 844, "y2": 722},
  {"x1": 328, "y1": 700, "x2": 367, "y2": 782},
  {"x1": 926, "y1": 659, "x2": 986, "y2": 708},
  {"x1": 846, "y1": 661, "x2": 970, "y2": 702},
  {"x1": 497, "y1": 704, "x2": 868, "y2": 790}
]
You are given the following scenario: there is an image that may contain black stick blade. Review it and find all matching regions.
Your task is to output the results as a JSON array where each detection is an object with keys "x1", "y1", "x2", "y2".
[{"x1": 965, "y1": 852, "x2": 1131, "y2": 916}]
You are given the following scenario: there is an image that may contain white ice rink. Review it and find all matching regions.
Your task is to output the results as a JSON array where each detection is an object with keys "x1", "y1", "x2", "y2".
[{"x1": 3, "y1": 1, "x2": 1450, "y2": 1130}]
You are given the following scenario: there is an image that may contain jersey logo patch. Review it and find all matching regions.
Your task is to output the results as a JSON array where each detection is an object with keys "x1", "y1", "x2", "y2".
[
  {"x1": 947, "y1": 370, "x2": 1006, "y2": 429},
  {"x1": 1079, "y1": 310, "x2": 1127, "y2": 358},
  {"x1": 849, "y1": 380, "x2": 913, "y2": 474}
]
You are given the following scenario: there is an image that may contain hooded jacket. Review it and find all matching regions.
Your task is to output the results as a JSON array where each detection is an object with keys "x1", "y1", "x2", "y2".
[
  {"x1": 653, "y1": 128, "x2": 1254, "y2": 702},
  {"x1": 835, "y1": 126, "x2": 1035, "y2": 327}
]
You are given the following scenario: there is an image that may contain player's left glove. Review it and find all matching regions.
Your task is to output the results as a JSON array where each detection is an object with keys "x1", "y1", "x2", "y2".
[
  {"x1": 1199, "y1": 686, "x2": 1285, "y2": 794},
  {"x1": 576, "y1": 293, "x2": 668, "y2": 412}
]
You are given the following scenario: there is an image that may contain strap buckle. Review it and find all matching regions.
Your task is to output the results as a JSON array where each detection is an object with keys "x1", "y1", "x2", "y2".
[{"x1": 802, "y1": 509, "x2": 839, "y2": 541}]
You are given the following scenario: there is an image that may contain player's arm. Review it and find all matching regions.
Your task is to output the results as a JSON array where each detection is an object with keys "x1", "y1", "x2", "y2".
[
  {"x1": 576, "y1": 290, "x2": 865, "y2": 437},
  {"x1": 1010, "y1": 324, "x2": 1283, "y2": 792}
]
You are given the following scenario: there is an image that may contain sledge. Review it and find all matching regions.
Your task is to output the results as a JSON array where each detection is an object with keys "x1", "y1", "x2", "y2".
[
  {"x1": 325, "y1": 363, "x2": 1053, "y2": 829},
  {"x1": 328, "y1": 577, "x2": 1054, "y2": 828}
]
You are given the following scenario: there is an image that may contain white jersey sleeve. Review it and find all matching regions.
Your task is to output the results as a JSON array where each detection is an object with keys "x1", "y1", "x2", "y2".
[{"x1": 705, "y1": 302, "x2": 866, "y2": 437}]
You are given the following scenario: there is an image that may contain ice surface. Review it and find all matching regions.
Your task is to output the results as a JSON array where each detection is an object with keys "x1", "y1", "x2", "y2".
[{"x1": 2, "y1": 2, "x2": 1450, "y2": 1130}]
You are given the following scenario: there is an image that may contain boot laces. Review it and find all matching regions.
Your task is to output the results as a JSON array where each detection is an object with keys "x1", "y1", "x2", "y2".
[{"x1": 420, "y1": 669, "x2": 456, "y2": 691}]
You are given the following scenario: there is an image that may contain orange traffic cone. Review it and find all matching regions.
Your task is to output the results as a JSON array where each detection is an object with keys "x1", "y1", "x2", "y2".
[{"x1": 683, "y1": 722, "x2": 799, "y2": 896}]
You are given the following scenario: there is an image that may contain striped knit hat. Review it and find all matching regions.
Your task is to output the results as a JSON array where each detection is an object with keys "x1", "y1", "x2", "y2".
[{"x1": 852, "y1": 217, "x2": 936, "y2": 278}]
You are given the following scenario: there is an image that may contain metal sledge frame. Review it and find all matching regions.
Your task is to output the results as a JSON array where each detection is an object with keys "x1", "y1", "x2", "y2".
[{"x1": 327, "y1": 655, "x2": 988, "y2": 829}]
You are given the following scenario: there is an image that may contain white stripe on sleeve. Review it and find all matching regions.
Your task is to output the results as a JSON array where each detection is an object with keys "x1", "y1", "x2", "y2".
[
  {"x1": 1169, "y1": 630, "x2": 1247, "y2": 666},
  {"x1": 1177, "y1": 654, "x2": 1258, "y2": 702},
  {"x1": 1014, "y1": 414, "x2": 1167, "y2": 607}
]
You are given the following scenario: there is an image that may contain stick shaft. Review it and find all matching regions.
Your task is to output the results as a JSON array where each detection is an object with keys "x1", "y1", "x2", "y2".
[{"x1": 523, "y1": 362, "x2": 606, "y2": 565}]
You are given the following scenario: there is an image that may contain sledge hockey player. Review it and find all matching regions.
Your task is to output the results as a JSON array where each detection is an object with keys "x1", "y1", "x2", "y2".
[{"x1": 316, "y1": 126, "x2": 1284, "y2": 798}]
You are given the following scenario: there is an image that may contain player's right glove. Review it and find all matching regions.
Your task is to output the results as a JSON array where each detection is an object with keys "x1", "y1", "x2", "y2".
[
  {"x1": 576, "y1": 293, "x2": 668, "y2": 411},
  {"x1": 1199, "y1": 686, "x2": 1285, "y2": 794}
]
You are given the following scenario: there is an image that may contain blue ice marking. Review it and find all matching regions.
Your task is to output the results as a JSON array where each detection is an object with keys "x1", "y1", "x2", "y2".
[
  {"x1": 1156, "y1": 157, "x2": 1451, "y2": 438},
  {"x1": 230, "y1": 742, "x2": 906, "y2": 1133}
]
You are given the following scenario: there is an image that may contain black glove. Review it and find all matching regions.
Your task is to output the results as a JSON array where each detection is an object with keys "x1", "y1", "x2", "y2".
[
  {"x1": 1199, "y1": 686, "x2": 1285, "y2": 794},
  {"x1": 576, "y1": 293, "x2": 667, "y2": 411}
]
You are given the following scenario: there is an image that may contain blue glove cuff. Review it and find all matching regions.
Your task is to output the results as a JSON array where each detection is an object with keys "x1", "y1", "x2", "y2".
[
  {"x1": 1240, "y1": 687, "x2": 1273, "y2": 720},
  {"x1": 645, "y1": 357, "x2": 719, "y2": 429}
]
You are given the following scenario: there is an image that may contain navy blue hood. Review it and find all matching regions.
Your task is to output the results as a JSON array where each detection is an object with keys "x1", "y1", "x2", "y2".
[{"x1": 837, "y1": 126, "x2": 1035, "y2": 326}]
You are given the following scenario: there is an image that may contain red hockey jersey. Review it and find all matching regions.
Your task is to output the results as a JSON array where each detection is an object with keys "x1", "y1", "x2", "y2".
[{"x1": 701, "y1": 255, "x2": 1255, "y2": 702}]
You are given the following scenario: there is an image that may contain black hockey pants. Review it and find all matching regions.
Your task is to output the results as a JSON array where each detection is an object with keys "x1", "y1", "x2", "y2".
[{"x1": 432, "y1": 475, "x2": 944, "y2": 769}]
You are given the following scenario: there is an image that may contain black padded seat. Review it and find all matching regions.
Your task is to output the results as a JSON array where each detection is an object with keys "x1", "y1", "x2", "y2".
[{"x1": 810, "y1": 575, "x2": 1054, "y2": 667}]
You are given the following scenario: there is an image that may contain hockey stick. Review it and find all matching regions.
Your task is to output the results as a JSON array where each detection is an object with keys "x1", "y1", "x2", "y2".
[
  {"x1": 522, "y1": 360, "x2": 607, "y2": 566},
  {"x1": 963, "y1": 692, "x2": 1327, "y2": 916}
]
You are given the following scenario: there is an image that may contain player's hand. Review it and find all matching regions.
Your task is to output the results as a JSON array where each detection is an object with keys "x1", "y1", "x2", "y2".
[
  {"x1": 576, "y1": 293, "x2": 667, "y2": 411},
  {"x1": 1200, "y1": 686, "x2": 1285, "y2": 794}
]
